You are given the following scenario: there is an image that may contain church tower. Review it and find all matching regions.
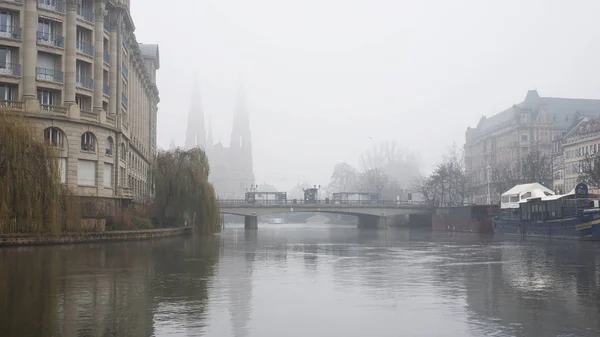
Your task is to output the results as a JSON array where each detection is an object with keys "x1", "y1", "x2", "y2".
[
  {"x1": 229, "y1": 83, "x2": 255, "y2": 192},
  {"x1": 184, "y1": 80, "x2": 206, "y2": 149}
]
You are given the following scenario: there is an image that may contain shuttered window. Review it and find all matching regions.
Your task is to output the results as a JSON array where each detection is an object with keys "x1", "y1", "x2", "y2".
[
  {"x1": 77, "y1": 159, "x2": 96, "y2": 186},
  {"x1": 103, "y1": 163, "x2": 113, "y2": 187}
]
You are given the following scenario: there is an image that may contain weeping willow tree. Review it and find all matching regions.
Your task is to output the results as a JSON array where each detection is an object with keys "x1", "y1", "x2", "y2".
[
  {"x1": 151, "y1": 147, "x2": 221, "y2": 233},
  {"x1": 0, "y1": 111, "x2": 79, "y2": 234}
]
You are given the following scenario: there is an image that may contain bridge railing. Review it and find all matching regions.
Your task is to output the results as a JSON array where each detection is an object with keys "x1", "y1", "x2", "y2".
[{"x1": 217, "y1": 199, "x2": 429, "y2": 207}]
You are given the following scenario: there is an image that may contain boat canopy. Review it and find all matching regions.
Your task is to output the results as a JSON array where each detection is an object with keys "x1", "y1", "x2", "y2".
[{"x1": 500, "y1": 183, "x2": 555, "y2": 209}]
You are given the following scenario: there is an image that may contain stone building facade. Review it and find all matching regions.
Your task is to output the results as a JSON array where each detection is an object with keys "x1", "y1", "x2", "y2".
[
  {"x1": 185, "y1": 84, "x2": 255, "y2": 199},
  {"x1": 556, "y1": 117, "x2": 600, "y2": 194},
  {"x1": 464, "y1": 90, "x2": 600, "y2": 205},
  {"x1": 0, "y1": 0, "x2": 159, "y2": 201}
]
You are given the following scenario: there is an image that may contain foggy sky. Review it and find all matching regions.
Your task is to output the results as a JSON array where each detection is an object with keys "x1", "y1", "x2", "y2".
[{"x1": 131, "y1": 0, "x2": 600, "y2": 190}]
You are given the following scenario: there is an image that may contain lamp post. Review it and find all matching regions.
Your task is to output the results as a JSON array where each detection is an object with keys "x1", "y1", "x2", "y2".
[{"x1": 486, "y1": 165, "x2": 492, "y2": 205}]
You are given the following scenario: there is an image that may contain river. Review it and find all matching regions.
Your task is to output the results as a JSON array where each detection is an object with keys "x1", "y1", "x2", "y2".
[{"x1": 1, "y1": 223, "x2": 599, "y2": 337}]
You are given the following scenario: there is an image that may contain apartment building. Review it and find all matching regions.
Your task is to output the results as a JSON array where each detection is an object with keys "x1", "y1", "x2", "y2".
[
  {"x1": 0, "y1": 0, "x2": 159, "y2": 201},
  {"x1": 464, "y1": 90, "x2": 600, "y2": 205},
  {"x1": 557, "y1": 117, "x2": 600, "y2": 194}
]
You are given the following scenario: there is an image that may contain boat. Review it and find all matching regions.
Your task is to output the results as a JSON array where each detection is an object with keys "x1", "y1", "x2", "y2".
[
  {"x1": 432, "y1": 205, "x2": 499, "y2": 233},
  {"x1": 492, "y1": 182, "x2": 600, "y2": 240}
]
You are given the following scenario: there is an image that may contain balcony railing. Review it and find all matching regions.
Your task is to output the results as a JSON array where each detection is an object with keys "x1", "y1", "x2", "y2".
[
  {"x1": 121, "y1": 63, "x2": 128, "y2": 77},
  {"x1": 36, "y1": 67, "x2": 64, "y2": 83},
  {"x1": 37, "y1": 0, "x2": 65, "y2": 13},
  {"x1": 122, "y1": 36, "x2": 129, "y2": 50},
  {"x1": 80, "y1": 109, "x2": 99, "y2": 122},
  {"x1": 0, "y1": 63, "x2": 21, "y2": 76},
  {"x1": 76, "y1": 74, "x2": 93, "y2": 89},
  {"x1": 40, "y1": 104, "x2": 67, "y2": 116},
  {"x1": 76, "y1": 40, "x2": 94, "y2": 56},
  {"x1": 0, "y1": 25, "x2": 22, "y2": 39},
  {"x1": 0, "y1": 100, "x2": 23, "y2": 110},
  {"x1": 77, "y1": 8, "x2": 94, "y2": 22},
  {"x1": 103, "y1": 83, "x2": 109, "y2": 95},
  {"x1": 121, "y1": 92, "x2": 128, "y2": 106},
  {"x1": 104, "y1": 51, "x2": 110, "y2": 64},
  {"x1": 37, "y1": 31, "x2": 64, "y2": 47}
]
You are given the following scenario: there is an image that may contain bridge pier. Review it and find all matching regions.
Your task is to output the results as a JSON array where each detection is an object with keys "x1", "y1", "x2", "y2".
[
  {"x1": 244, "y1": 215, "x2": 258, "y2": 230},
  {"x1": 358, "y1": 214, "x2": 388, "y2": 229}
]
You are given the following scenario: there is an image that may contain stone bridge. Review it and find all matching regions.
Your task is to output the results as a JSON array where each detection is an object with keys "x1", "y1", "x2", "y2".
[{"x1": 218, "y1": 200, "x2": 434, "y2": 229}]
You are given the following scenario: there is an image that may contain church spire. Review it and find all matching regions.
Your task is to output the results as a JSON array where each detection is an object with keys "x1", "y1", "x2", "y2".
[
  {"x1": 207, "y1": 114, "x2": 213, "y2": 147},
  {"x1": 230, "y1": 79, "x2": 254, "y2": 186},
  {"x1": 184, "y1": 78, "x2": 206, "y2": 149}
]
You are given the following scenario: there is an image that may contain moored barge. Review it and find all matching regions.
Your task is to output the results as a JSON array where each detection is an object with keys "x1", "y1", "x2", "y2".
[{"x1": 433, "y1": 205, "x2": 499, "y2": 233}]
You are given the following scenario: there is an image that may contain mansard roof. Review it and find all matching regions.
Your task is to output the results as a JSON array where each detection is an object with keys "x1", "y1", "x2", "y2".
[{"x1": 472, "y1": 90, "x2": 600, "y2": 135}]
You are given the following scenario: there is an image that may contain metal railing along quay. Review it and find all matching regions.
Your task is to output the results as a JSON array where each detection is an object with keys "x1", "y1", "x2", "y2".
[{"x1": 218, "y1": 199, "x2": 428, "y2": 207}]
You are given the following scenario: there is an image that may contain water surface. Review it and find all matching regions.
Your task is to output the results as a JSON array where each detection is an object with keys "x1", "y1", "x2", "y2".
[{"x1": 1, "y1": 223, "x2": 599, "y2": 336}]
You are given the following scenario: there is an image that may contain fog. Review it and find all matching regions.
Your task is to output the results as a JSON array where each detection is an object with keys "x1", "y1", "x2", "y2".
[{"x1": 131, "y1": 0, "x2": 600, "y2": 190}]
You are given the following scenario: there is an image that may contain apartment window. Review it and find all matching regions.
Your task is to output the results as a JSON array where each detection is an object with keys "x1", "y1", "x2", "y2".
[
  {"x1": 0, "y1": 11, "x2": 15, "y2": 37},
  {"x1": 0, "y1": 47, "x2": 16, "y2": 75},
  {"x1": 521, "y1": 134, "x2": 528, "y2": 141},
  {"x1": 0, "y1": 84, "x2": 14, "y2": 101},
  {"x1": 103, "y1": 163, "x2": 113, "y2": 188},
  {"x1": 81, "y1": 131, "x2": 96, "y2": 152},
  {"x1": 37, "y1": 52, "x2": 59, "y2": 80},
  {"x1": 105, "y1": 137, "x2": 114, "y2": 156},
  {"x1": 37, "y1": 17, "x2": 59, "y2": 42},
  {"x1": 43, "y1": 127, "x2": 65, "y2": 148},
  {"x1": 75, "y1": 94, "x2": 91, "y2": 111},
  {"x1": 76, "y1": 60, "x2": 92, "y2": 88},
  {"x1": 37, "y1": 88, "x2": 56, "y2": 105},
  {"x1": 77, "y1": 159, "x2": 96, "y2": 186}
]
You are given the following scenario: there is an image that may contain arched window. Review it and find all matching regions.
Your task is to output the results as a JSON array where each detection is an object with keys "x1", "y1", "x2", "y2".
[
  {"x1": 81, "y1": 132, "x2": 96, "y2": 152},
  {"x1": 43, "y1": 127, "x2": 66, "y2": 148},
  {"x1": 105, "y1": 136, "x2": 114, "y2": 156}
]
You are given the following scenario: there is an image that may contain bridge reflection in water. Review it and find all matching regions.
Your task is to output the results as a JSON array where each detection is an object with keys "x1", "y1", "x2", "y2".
[{"x1": 218, "y1": 199, "x2": 433, "y2": 229}]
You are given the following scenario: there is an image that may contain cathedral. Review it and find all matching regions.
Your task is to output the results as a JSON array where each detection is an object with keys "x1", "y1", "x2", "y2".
[{"x1": 184, "y1": 82, "x2": 255, "y2": 199}]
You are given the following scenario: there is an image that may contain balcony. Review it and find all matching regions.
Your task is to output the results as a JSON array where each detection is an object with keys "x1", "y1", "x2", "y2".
[
  {"x1": 0, "y1": 100, "x2": 23, "y2": 110},
  {"x1": 104, "y1": 51, "x2": 110, "y2": 64},
  {"x1": 0, "y1": 25, "x2": 22, "y2": 40},
  {"x1": 77, "y1": 8, "x2": 94, "y2": 22},
  {"x1": 37, "y1": 31, "x2": 64, "y2": 47},
  {"x1": 103, "y1": 83, "x2": 109, "y2": 95},
  {"x1": 37, "y1": 67, "x2": 64, "y2": 83},
  {"x1": 76, "y1": 40, "x2": 94, "y2": 56},
  {"x1": 0, "y1": 63, "x2": 21, "y2": 76},
  {"x1": 104, "y1": 21, "x2": 110, "y2": 32},
  {"x1": 40, "y1": 104, "x2": 67, "y2": 116},
  {"x1": 37, "y1": 0, "x2": 65, "y2": 13},
  {"x1": 121, "y1": 63, "x2": 128, "y2": 77},
  {"x1": 76, "y1": 74, "x2": 93, "y2": 89},
  {"x1": 121, "y1": 92, "x2": 128, "y2": 106},
  {"x1": 122, "y1": 36, "x2": 129, "y2": 50}
]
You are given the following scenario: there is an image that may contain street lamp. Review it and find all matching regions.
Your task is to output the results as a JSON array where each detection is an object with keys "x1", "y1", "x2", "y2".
[{"x1": 486, "y1": 165, "x2": 492, "y2": 205}]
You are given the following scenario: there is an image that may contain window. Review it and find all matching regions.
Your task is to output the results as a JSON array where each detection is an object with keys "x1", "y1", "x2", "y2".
[
  {"x1": 81, "y1": 132, "x2": 96, "y2": 152},
  {"x1": 0, "y1": 84, "x2": 14, "y2": 101},
  {"x1": 521, "y1": 134, "x2": 528, "y2": 141},
  {"x1": 103, "y1": 163, "x2": 113, "y2": 187},
  {"x1": 77, "y1": 159, "x2": 96, "y2": 186},
  {"x1": 75, "y1": 94, "x2": 91, "y2": 111},
  {"x1": 43, "y1": 127, "x2": 65, "y2": 148},
  {"x1": 0, "y1": 11, "x2": 15, "y2": 37},
  {"x1": 37, "y1": 89, "x2": 56, "y2": 105},
  {"x1": 37, "y1": 17, "x2": 58, "y2": 42},
  {"x1": 120, "y1": 143, "x2": 126, "y2": 157},
  {"x1": 105, "y1": 137, "x2": 114, "y2": 156},
  {"x1": 0, "y1": 47, "x2": 14, "y2": 74}
]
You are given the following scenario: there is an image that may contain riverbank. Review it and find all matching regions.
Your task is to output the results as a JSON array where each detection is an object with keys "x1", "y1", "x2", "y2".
[{"x1": 0, "y1": 227, "x2": 193, "y2": 246}]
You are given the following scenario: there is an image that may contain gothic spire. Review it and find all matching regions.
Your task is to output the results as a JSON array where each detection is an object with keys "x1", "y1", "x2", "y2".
[
  {"x1": 185, "y1": 78, "x2": 206, "y2": 149},
  {"x1": 207, "y1": 114, "x2": 213, "y2": 147}
]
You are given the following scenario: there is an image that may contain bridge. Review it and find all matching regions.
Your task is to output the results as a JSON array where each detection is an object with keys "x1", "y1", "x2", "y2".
[{"x1": 218, "y1": 200, "x2": 434, "y2": 229}]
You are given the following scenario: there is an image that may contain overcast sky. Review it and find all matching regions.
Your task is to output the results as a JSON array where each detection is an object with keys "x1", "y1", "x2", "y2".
[{"x1": 131, "y1": 0, "x2": 600, "y2": 190}]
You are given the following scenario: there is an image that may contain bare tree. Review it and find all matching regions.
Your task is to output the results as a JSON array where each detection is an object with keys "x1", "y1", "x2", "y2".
[
  {"x1": 414, "y1": 145, "x2": 470, "y2": 207},
  {"x1": 520, "y1": 149, "x2": 552, "y2": 186},
  {"x1": 491, "y1": 162, "x2": 520, "y2": 198},
  {"x1": 579, "y1": 153, "x2": 600, "y2": 188},
  {"x1": 328, "y1": 162, "x2": 358, "y2": 193},
  {"x1": 358, "y1": 140, "x2": 420, "y2": 198}
]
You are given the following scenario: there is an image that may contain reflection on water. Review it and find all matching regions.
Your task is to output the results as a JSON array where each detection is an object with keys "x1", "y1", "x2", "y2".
[{"x1": 1, "y1": 224, "x2": 599, "y2": 337}]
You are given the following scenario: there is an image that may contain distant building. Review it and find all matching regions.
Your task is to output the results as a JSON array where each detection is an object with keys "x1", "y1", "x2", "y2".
[
  {"x1": 185, "y1": 83, "x2": 254, "y2": 199},
  {"x1": 558, "y1": 117, "x2": 600, "y2": 193},
  {"x1": 464, "y1": 90, "x2": 600, "y2": 204}
]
